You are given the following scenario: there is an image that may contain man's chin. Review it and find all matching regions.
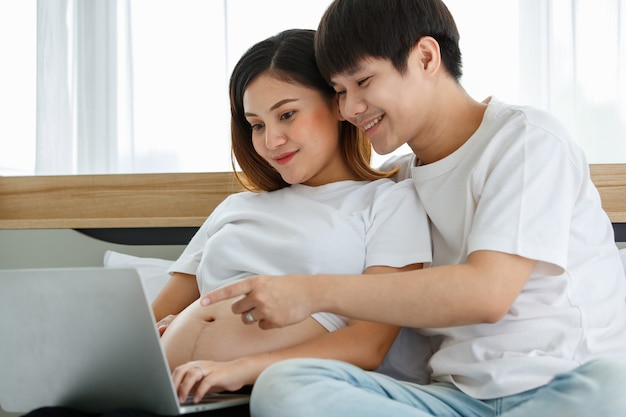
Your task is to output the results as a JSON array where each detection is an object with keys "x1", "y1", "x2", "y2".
[{"x1": 371, "y1": 140, "x2": 401, "y2": 156}]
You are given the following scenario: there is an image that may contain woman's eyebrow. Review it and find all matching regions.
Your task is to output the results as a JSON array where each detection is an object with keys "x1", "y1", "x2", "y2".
[
  {"x1": 270, "y1": 98, "x2": 298, "y2": 111},
  {"x1": 245, "y1": 98, "x2": 299, "y2": 117}
]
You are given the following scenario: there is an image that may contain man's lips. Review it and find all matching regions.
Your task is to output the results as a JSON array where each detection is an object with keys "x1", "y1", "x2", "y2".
[
  {"x1": 362, "y1": 115, "x2": 383, "y2": 132},
  {"x1": 273, "y1": 151, "x2": 298, "y2": 165}
]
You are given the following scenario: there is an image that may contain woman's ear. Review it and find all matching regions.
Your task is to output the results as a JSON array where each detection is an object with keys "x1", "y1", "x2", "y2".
[{"x1": 334, "y1": 95, "x2": 346, "y2": 121}]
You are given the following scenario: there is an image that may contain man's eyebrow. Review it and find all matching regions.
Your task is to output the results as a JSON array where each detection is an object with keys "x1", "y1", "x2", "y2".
[{"x1": 245, "y1": 98, "x2": 298, "y2": 117}]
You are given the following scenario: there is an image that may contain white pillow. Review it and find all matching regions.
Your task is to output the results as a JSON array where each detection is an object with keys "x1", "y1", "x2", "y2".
[
  {"x1": 620, "y1": 248, "x2": 626, "y2": 275},
  {"x1": 103, "y1": 250, "x2": 173, "y2": 302}
]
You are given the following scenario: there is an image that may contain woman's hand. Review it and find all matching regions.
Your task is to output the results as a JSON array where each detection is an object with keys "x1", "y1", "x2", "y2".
[
  {"x1": 156, "y1": 314, "x2": 177, "y2": 336},
  {"x1": 200, "y1": 275, "x2": 317, "y2": 329},
  {"x1": 172, "y1": 358, "x2": 261, "y2": 404}
]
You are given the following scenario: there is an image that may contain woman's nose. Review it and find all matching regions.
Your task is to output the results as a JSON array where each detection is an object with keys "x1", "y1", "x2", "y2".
[{"x1": 264, "y1": 125, "x2": 287, "y2": 149}]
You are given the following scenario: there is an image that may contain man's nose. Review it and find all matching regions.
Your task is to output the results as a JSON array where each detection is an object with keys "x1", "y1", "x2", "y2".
[{"x1": 340, "y1": 91, "x2": 367, "y2": 120}]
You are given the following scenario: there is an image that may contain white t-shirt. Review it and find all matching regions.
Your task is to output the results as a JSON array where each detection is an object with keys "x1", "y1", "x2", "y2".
[
  {"x1": 170, "y1": 178, "x2": 432, "y2": 332},
  {"x1": 382, "y1": 97, "x2": 626, "y2": 398}
]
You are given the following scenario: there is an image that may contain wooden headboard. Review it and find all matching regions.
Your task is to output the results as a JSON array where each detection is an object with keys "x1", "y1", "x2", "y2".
[
  {"x1": 0, "y1": 172, "x2": 243, "y2": 229},
  {"x1": 1, "y1": 164, "x2": 626, "y2": 243},
  {"x1": 0, "y1": 172, "x2": 243, "y2": 244}
]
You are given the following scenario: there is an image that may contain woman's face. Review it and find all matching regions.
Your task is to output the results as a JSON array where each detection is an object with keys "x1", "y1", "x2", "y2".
[{"x1": 243, "y1": 74, "x2": 353, "y2": 186}]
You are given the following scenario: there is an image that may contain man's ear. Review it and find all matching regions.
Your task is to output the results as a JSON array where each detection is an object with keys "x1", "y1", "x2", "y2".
[{"x1": 409, "y1": 36, "x2": 441, "y2": 75}]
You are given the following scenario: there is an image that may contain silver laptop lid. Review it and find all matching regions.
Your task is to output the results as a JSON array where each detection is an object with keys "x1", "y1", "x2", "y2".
[{"x1": 0, "y1": 267, "x2": 249, "y2": 415}]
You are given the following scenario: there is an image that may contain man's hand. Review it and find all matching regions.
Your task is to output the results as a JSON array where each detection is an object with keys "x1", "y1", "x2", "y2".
[{"x1": 200, "y1": 275, "x2": 316, "y2": 329}]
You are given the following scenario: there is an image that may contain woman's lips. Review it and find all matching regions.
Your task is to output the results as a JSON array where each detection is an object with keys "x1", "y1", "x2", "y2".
[{"x1": 274, "y1": 151, "x2": 297, "y2": 165}]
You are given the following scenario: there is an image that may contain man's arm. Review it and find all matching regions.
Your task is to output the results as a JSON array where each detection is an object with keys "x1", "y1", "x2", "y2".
[
  {"x1": 174, "y1": 263, "x2": 420, "y2": 402},
  {"x1": 201, "y1": 250, "x2": 536, "y2": 329}
]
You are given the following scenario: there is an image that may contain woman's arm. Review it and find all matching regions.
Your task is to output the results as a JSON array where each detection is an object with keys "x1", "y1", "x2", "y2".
[
  {"x1": 152, "y1": 209, "x2": 215, "y2": 323},
  {"x1": 152, "y1": 272, "x2": 200, "y2": 323},
  {"x1": 173, "y1": 263, "x2": 422, "y2": 403}
]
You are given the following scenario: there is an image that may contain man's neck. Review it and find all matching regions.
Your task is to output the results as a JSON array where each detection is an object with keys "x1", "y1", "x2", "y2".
[{"x1": 410, "y1": 87, "x2": 487, "y2": 165}]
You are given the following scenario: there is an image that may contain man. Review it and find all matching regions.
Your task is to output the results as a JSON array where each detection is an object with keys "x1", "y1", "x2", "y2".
[{"x1": 203, "y1": 0, "x2": 626, "y2": 415}]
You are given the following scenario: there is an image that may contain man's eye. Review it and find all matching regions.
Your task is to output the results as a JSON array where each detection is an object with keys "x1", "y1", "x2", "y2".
[
  {"x1": 357, "y1": 77, "x2": 370, "y2": 86},
  {"x1": 280, "y1": 111, "x2": 294, "y2": 120}
]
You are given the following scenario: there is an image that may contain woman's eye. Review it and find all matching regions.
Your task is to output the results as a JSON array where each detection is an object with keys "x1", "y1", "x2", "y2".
[
  {"x1": 250, "y1": 123, "x2": 264, "y2": 131},
  {"x1": 280, "y1": 111, "x2": 294, "y2": 120}
]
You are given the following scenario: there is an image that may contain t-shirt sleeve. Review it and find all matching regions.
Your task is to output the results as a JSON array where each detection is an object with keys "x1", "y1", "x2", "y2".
[
  {"x1": 167, "y1": 223, "x2": 208, "y2": 276},
  {"x1": 167, "y1": 197, "x2": 231, "y2": 276},
  {"x1": 467, "y1": 113, "x2": 586, "y2": 273},
  {"x1": 365, "y1": 179, "x2": 432, "y2": 268}
]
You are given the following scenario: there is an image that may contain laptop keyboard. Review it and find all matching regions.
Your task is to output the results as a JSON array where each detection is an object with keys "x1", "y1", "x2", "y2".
[{"x1": 184, "y1": 393, "x2": 249, "y2": 405}]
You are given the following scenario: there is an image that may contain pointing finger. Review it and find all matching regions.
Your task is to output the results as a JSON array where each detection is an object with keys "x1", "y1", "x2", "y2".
[{"x1": 200, "y1": 280, "x2": 252, "y2": 307}]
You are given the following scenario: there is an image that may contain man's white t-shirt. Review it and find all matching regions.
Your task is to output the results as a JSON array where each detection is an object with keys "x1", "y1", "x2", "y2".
[{"x1": 382, "y1": 97, "x2": 626, "y2": 398}]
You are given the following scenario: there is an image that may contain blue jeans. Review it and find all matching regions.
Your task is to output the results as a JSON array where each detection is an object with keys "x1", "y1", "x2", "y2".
[{"x1": 250, "y1": 358, "x2": 626, "y2": 417}]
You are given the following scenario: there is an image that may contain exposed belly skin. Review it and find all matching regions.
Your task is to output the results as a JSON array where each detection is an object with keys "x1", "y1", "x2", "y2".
[{"x1": 160, "y1": 298, "x2": 327, "y2": 370}]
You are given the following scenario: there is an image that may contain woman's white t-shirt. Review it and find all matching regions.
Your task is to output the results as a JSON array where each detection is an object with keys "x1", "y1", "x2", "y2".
[
  {"x1": 382, "y1": 97, "x2": 626, "y2": 398},
  {"x1": 170, "y1": 178, "x2": 432, "y2": 332}
]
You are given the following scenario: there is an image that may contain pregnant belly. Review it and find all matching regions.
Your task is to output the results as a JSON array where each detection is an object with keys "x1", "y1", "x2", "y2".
[{"x1": 160, "y1": 298, "x2": 327, "y2": 370}]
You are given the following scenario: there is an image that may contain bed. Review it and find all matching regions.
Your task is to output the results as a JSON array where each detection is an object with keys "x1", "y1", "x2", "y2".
[{"x1": 1, "y1": 165, "x2": 626, "y2": 417}]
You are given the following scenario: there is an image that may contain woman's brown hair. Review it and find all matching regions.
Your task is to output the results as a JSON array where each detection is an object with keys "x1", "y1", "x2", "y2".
[{"x1": 229, "y1": 29, "x2": 396, "y2": 192}]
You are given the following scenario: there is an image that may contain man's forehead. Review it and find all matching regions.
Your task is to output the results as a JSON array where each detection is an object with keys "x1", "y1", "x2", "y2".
[{"x1": 329, "y1": 59, "x2": 372, "y2": 85}]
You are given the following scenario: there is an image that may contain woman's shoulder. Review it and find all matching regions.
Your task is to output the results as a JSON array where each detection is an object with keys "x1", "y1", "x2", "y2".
[
  {"x1": 377, "y1": 153, "x2": 417, "y2": 181},
  {"x1": 222, "y1": 180, "x2": 416, "y2": 210},
  {"x1": 368, "y1": 177, "x2": 417, "y2": 196},
  {"x1": 337, "y1": 178, "x2": 409, "y2": 201},
  {"x1": 346, "y1": 179, "x2": 421, "y2": 215},
  {"x1": 212, "y1": 189, "x2": 272, "y2": 213}
]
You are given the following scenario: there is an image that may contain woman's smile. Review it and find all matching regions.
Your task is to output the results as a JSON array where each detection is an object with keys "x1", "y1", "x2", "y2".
[{"x1": 274, "y1": 150, "x2": 299, "y2": 166}]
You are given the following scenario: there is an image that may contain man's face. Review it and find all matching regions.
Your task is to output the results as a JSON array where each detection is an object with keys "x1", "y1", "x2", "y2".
[{"x1": 329, "y1": 53, "x2": 431, "y2": 156}]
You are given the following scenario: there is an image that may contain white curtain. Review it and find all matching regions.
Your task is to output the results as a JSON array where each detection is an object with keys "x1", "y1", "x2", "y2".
[
  {"x1": 35, "y1": 0, "x2": 73, "y2": 174},
  {"x1": 35, "y1": 0, "x2": 133, "y2": 175},
  {"x1": 30, "y1": 0, "x2": 626, "y2": 175},
  {"x1": 519, "y1": 0, "x2": 626, "y2": 162}
]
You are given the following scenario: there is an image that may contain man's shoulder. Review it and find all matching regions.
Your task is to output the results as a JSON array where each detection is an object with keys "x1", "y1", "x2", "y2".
[{"x1": 488, "y1": 97, "x2": 566, "y2": 134}]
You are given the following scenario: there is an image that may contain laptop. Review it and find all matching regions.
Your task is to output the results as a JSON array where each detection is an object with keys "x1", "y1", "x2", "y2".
[{"x1": 0, "y1": 267, "x2": 250, "y2": 415}]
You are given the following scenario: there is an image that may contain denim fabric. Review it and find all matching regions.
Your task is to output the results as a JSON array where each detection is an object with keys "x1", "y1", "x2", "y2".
[{"x1": 250, "y1": 358, "x2": 626, "y2": 417}]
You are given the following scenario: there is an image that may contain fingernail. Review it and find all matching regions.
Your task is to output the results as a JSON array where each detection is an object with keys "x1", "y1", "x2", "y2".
[{"x1": 200, "y1": 297, "x2": 210, "y2": 306}]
